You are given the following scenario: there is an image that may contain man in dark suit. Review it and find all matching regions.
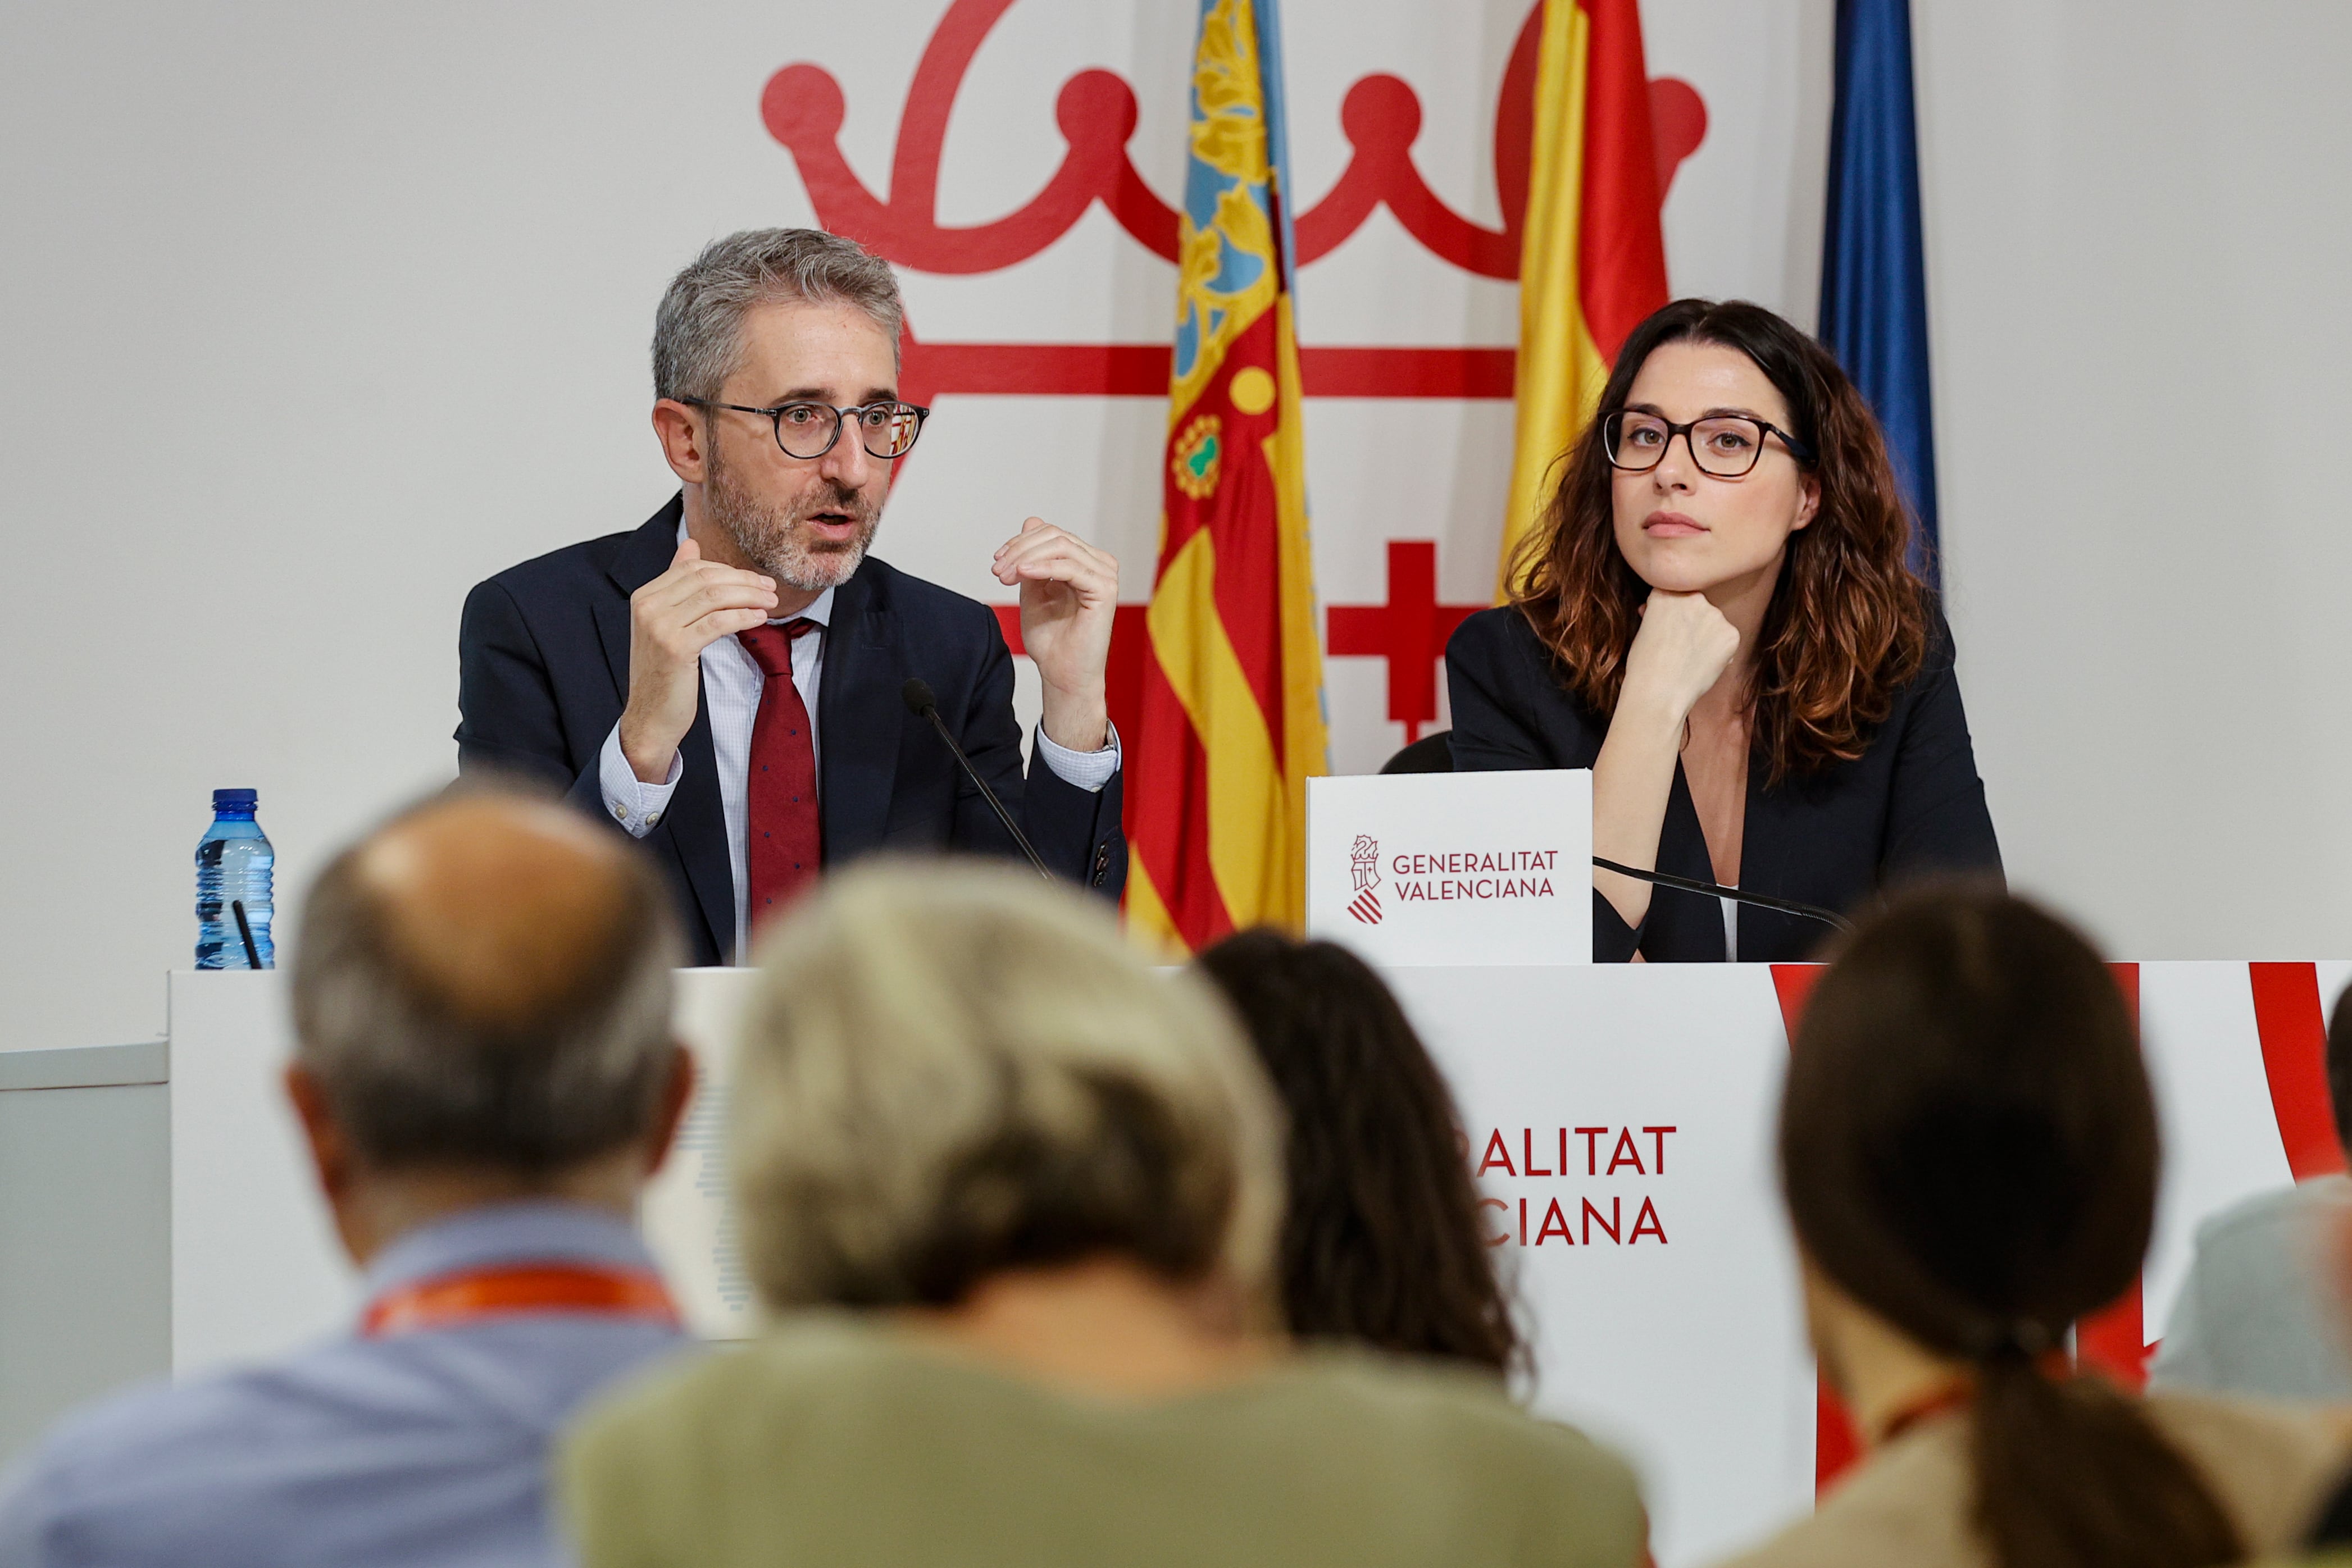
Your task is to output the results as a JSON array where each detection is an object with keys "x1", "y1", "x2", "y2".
[{"x1": 457, "y1": 229, "x2": 1125, "y2": 965}]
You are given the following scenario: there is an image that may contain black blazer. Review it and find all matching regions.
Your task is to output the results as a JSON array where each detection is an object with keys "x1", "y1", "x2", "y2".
[
  {"x1": 457, "y1": 499, "x2": 1126, "y2": 965},
  {"x1": 1445, "y1": 601, "x2": 2000, "y2": 963}
]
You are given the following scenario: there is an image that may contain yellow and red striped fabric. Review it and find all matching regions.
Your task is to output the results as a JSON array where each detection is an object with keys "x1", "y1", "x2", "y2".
[
  {"x1": 1129, "y1": 0, "x2": 1327, "y2": 954},
  {"x1": 1498, "y1": 0, "x2": 1672, "y2": 595}
]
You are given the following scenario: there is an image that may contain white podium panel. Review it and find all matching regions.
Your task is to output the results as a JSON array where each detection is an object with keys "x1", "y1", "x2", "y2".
[
  {"x1": 160, "y1": 959, "x2": 2352, "y2": 1565},
  {"x1": 637, "y1": 970, "x2": 761, "y2": 1337},
  {"x1": 1306, "y1": 771, "x2": 1592, "y2": 966},
  {"x1": 167, "y1": 971, "x2": 351, "y2": 1373},
  {"x1": 1390, "y1": 965, "x2": 1813, "y2": 1564}
]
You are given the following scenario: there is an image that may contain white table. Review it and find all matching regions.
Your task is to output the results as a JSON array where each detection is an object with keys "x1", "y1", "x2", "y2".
[{"x1": 0, "y1": 1042, "x2": 169, "y2": 1465}]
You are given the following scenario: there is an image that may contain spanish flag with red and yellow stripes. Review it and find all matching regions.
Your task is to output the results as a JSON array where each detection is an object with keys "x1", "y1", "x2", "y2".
[
  {"x1": 1498, "y1": 0, "x2": 1672, "y2": 594},
  {"x1": 1129, "y1": 0, "x2": 1326, "y2": 954}
]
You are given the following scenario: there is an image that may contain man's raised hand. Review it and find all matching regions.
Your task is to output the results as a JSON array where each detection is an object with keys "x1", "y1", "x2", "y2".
[
  {"x1": 993, "y1": 516, "x2": 1117, "y2": 753},
  {"x1": 618, "y1": 538, "x2": 778, "y2": 783}
]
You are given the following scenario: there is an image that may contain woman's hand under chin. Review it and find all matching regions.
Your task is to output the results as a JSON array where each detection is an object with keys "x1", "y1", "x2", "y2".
[{"x1": 1619, "y1": 587, "x2": 1742, "y2": 729}]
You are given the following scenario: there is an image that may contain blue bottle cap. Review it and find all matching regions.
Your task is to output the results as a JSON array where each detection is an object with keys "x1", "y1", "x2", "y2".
[{"x1": 212, "y1": 788, "x2": 258, "y2": 810}]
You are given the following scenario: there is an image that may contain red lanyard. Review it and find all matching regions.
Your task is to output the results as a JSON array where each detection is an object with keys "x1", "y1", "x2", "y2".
[
  {"x1": 1880, "y1": 1378, "x2": 1975, "y2": 1443},
  {"x1": 362, "y1": 1262, "x2": 681, "y2": 1338},
  {"x1": 1878, "y1": 1353, "x2": 2073, "y2": 1444}
]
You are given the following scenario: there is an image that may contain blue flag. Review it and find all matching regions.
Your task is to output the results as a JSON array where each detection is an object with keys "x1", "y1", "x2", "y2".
[{"x1": 1818, "y1": 0, "x2": 1939, "y2": 584}]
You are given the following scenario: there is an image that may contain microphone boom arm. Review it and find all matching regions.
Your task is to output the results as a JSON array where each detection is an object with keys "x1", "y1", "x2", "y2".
[
  {"x1": 902, "y1": 678, "x2": 1052, "y2": 878},
  {"x1": 1591, "y1": 856, "x2": 1853, "y2": 933}
]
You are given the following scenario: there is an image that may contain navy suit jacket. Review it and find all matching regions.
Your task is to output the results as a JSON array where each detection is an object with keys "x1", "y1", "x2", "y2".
[
  {"x1": 457, "y1": 498, "x2": 1127, "y2": 965},
  {"x1": 1446, "y1": 599, "x2": 2000, "y2": 963}
]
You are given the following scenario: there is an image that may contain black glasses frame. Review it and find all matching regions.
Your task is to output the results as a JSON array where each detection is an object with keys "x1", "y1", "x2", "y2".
[
  {"x1": 1603, "y1": 410, "x2": 1816, "y2": 477},
  {"x1": 683, "y1": 398, "x2": 931, "y2": 461}
]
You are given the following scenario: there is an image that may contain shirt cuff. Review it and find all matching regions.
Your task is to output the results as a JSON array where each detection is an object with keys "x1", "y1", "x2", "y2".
[
  {"x1": 1035, "y1": 720, "x2": 1121, "y2": 794},
  {"x1": 598, "y1": 723, "x2": 683, "y2": 838}
]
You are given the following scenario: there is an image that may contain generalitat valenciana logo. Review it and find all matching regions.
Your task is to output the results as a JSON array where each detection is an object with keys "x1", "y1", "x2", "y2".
[{"x1": 1349, "y1": 834, "x2": 1381, "y2": 924}]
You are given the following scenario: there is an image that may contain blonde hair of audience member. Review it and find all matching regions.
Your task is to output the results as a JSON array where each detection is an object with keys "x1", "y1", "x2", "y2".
[
  {"x1": 286, "y1": 786, "x2": 694, "y2": 1264},
  {"x1": 1778, "y1": 888, "x2": 2246, "y2": 1568},
  {"x1": 729, "y1": 858, "x2": 1286, "y2": 1397}
]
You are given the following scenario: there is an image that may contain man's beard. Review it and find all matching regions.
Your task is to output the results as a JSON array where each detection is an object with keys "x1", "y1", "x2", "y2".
[{"x1": 705, "y1": 444, "x2": 881, "y2": 593}]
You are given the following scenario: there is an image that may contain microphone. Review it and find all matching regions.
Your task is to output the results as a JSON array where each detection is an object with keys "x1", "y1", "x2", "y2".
[
  {"x1": 902, "y1": 678, "x2": 1051, "y2": 878},
  {"x1": 1591, "y1": 856, "x2": 1853, "y2": 934}
]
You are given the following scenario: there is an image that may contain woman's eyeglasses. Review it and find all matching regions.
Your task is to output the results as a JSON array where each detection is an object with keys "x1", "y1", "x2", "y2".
[{"x1": 1602, "y1": 411, "x2": 1814, "y2": 478}]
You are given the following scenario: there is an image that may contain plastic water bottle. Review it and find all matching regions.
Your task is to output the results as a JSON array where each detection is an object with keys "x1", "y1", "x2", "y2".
[{"x1": 195, "y1": 788, "x2": 275, "y2": 969}]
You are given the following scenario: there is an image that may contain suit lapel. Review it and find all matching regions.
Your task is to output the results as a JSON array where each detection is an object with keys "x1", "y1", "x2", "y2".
[
  {"x1": 589, "y1": 597, "x2": 631, "y2": 704},
  {"x1": 1736, "y1": 769, "x2": 1818, "y2": 961},
  {"x1": 1659, "y1": 761, "x2": 1730, "y2": 959},
  {"x1": 605, "y1": 497, "x2": 688, "y2": 592},
  {"x1": 603, "y1": 496, "x2": 734, "y2": 959},
  {"x1": 592, "y1": 502, "x2": 683, "y2": 700},
  {"x1": 817, "y1": 563, "x2": 903, "y2": 863}
]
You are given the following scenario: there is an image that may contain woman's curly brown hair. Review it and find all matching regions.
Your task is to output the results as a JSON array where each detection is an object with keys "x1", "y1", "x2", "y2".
[{"x1": 1509, "y1": 298, "x2": 1930, "y2": 783}]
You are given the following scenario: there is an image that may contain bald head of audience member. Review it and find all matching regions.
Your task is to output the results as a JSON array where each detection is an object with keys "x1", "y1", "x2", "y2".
[{"x1": 285, "y1": 790, "x2": 692, "y2": 1264}]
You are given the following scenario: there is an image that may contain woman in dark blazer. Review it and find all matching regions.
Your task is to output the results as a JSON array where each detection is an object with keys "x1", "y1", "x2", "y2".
[{"x1": 1446, "y1": 299, "x2": 1998, "y2": 963}]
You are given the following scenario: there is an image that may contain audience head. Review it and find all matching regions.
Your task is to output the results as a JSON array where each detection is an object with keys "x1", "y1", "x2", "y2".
[
  {"x1": 730, "y1": 859, "x2": 1284, "y2": 1320},
  {"x1": 287, "y1": 785, "x2": 691, "y2": 1259},
  {"x1": 1781, "y1": 885, "x2": 2241, "y2": 1568},
  {"x1": 1193, "y1": 929, "x2": 1519, "y2": 1374}
]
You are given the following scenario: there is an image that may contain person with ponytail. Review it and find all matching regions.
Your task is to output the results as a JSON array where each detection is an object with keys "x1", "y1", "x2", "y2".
[
  {"x1": 1447, "y1": 300, "x2": 2000, "y2": 962},
  {"x1": 1715, "y1": 886, "x2": 2352, "y2": 1568}
]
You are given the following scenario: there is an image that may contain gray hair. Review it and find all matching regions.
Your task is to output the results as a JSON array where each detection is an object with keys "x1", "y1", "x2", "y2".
[
  {"x1": 289, "y1": 791, "x2": 683, "y2": 1173},
  {"x1": 730, "y1": 860, "x2": 1285, "y2": 1313},
  {"x1": 652, "y1": 227, "x2": 905, "y2": 403}
]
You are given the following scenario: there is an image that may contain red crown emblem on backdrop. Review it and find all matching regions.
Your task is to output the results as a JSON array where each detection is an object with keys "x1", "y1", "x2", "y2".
[
  {"x1": 759, "y1": 0, "x2": 1708, "y2": 744},
  {"x1": 762, "y1": 0, "x2": 1707, "y2": 406}
]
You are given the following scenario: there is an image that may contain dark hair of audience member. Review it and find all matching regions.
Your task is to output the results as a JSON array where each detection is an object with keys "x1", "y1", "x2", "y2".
[
  {"x1": 2327, "y1": 981, "x2": 2352, "y2": 1157},
  {"x1": 1780, "y1": 888, "x2": 2242, "y2": 1568},
  {"x1": 1193, "y1": 929, "x2": 1519, "y2": 1374}
]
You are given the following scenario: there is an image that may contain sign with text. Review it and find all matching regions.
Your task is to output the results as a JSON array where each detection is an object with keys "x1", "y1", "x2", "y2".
[{"x1": 1306, "y1": 770, "x2": 1591, "y2": 965}]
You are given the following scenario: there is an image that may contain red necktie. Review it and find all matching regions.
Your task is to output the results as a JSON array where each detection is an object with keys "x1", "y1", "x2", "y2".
[{"x1": 736, "y1": 619, "x2": 822, "y2": 941}]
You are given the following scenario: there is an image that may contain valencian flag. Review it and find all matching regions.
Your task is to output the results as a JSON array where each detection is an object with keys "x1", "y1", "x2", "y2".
[
  {"x1": 1129, "y1": 0, "x2": 1327, "y2": 953},
  {"x1": 1818, "y1": 0, "x2": 1940, "y2": 583},
  {"x1": 1498, "y1": 0, "x2": 1671, "y2": 595}
]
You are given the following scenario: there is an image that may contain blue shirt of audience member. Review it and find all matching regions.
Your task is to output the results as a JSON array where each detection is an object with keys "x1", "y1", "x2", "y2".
[{"x1": 0, "y1": 1201, "x2": 688, "y2": 1568}]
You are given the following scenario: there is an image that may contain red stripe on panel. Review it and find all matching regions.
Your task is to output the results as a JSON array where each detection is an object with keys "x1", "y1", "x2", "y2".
[
  {"x1": 2075, "y1": 1277, "x2": 2146, "y2": 1392},
  {"x1": 1769, "y1": 963, "x2": 1824, "y2": 1035},
  {"x1": 1769, "y1": 965, "x2": 1860, "y2": 1495},
  {"x1": 1812, "y1": 1382, "x2": 1861, "y2": 1499},
  {"x1": 2250, "y1": 962, "x2": 2346, "y2": 1180}
]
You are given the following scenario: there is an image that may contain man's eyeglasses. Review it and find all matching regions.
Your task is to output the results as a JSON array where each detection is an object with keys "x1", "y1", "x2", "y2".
[
  {"x1": 1602, "y1": 411, "x2": 1814, "y2": 478},
  {"x1": 684, "y1": 398, "x2": 930, "y2": 461}
]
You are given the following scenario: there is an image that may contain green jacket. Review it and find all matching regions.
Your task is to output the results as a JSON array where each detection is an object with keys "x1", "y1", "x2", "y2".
[{"x1": 559, "y1": 1315, "x2": 1646, "y2": 1568}]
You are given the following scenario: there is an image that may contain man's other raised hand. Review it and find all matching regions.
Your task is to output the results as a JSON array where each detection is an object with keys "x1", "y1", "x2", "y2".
[{"x1": 993, "y1": 517, "x2": 1117, "y2": 754}]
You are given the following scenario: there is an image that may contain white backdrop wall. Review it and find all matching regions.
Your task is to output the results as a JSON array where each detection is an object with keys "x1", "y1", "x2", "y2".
[
  {"x1": 1918, "y1": 1, "x2": 2352, "y2": 968},
  {"x1": 0, "y1": 0, "x2": 2347, "y2": 1056}
]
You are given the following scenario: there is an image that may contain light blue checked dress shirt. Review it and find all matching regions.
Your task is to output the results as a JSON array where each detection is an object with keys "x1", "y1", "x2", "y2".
[{"x1": 0, "y1": 1201, "x2": 689, "y2": 1568}]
